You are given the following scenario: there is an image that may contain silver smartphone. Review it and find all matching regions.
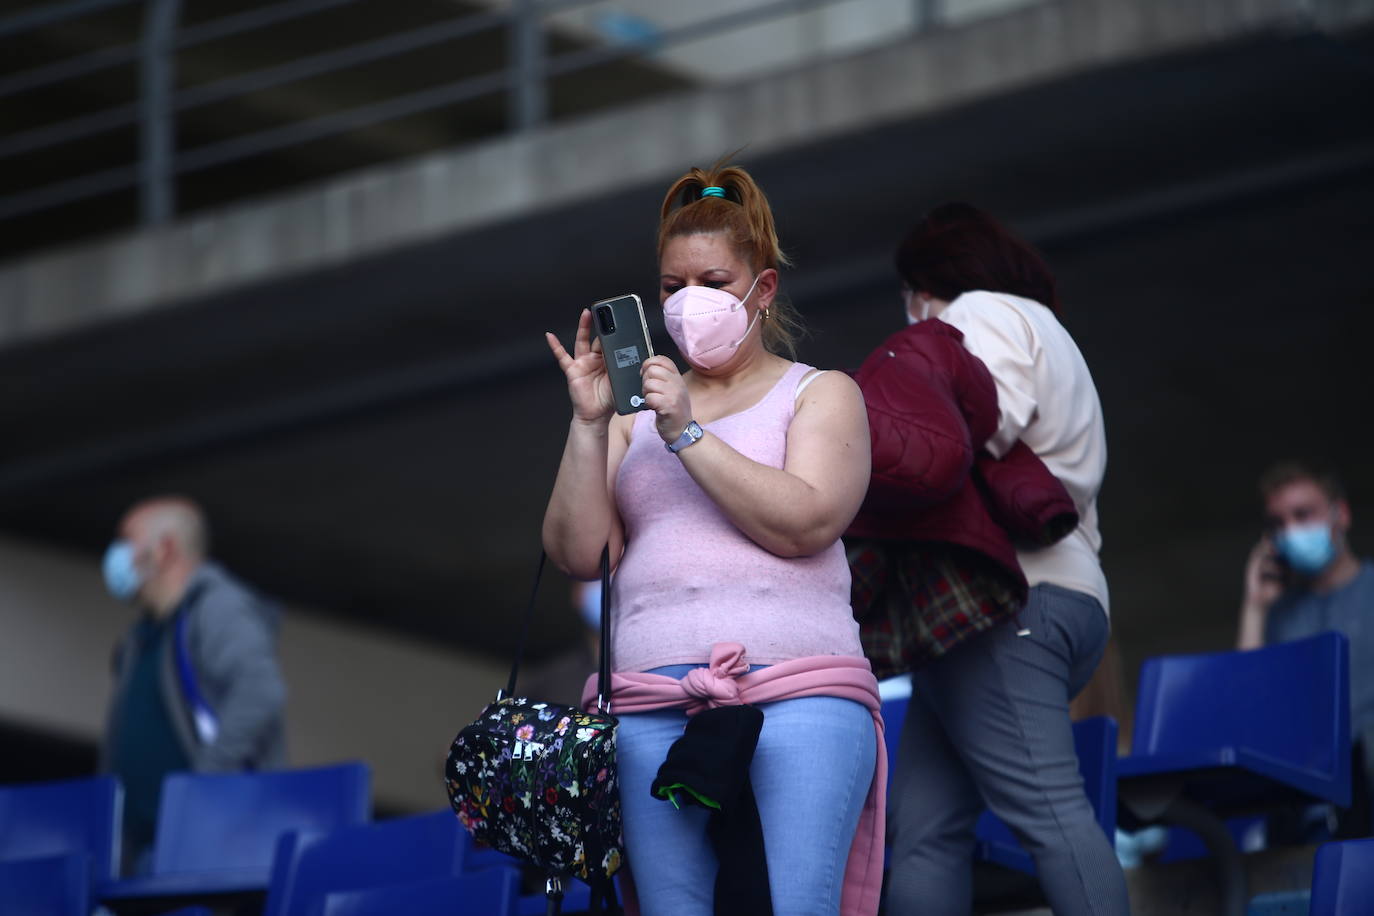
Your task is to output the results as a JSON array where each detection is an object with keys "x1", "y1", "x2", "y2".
[{"x1": 590, "y1": 294, "x2": 655, "y2": 416}]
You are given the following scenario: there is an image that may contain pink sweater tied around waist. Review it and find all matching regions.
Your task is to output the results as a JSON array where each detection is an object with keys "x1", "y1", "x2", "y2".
[{"x1": 582, "y1": 642, "x2": 887, "y2": 916}]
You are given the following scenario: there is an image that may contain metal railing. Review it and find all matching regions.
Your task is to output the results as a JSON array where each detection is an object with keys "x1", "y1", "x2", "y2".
[{"x1": 0, "y1": 0, "x2": 951, "y2": 229}]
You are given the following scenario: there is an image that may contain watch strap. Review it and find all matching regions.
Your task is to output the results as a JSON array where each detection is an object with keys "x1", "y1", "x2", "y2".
[{"x1": 666, "y1": 421, "x2": 703, "y2": 454}]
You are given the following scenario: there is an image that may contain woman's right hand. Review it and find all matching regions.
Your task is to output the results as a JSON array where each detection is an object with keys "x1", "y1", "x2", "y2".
[{"x1": 546, "y1": 309, "x2": 615, "y2": 422}]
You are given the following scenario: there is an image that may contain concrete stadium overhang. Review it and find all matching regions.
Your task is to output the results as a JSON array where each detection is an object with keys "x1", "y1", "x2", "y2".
[{"x1": 3, "y1": 0, "x2": 1373, "y2": 666}]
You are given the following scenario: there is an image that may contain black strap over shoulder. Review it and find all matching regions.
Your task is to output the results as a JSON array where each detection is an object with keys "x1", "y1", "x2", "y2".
[
  {"x1": 503, "y1": 546, "x2": 612, "y2": 710},
  {"x1": 502, "y1": 548, "x2": 618, "y2": 916}
]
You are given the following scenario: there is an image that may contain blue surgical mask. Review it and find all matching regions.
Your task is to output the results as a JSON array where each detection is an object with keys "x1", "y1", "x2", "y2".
[
  {"x1": 1275, "y1": 522, "x2": 1338, "y2": 576},
  {"x1": 102, "y1": 540, "x2": 144, "y2": 601}
]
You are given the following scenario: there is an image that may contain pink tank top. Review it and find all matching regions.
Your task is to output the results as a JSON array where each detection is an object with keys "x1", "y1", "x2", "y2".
[{"x1": 611, "y1": 362, "x2": 864, "y2": 673}]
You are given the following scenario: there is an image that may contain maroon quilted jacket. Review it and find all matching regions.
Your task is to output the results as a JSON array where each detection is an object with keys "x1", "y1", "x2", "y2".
[{"x1": 845, "y1": 319, "x2": 1078, "y2": 585}]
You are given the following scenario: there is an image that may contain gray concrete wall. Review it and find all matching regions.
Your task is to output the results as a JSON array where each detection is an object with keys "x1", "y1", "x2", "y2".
[
  {"x1": 0, "y1": 533, "x2": 506, "y2": 812},
  {"x1": 1, "y1": 0, "x2": 1370, "y2": 349}
]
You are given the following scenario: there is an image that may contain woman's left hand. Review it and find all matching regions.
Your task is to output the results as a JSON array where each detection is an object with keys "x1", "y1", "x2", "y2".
[{"x1": 640, "y1": 356, "x2": 692, "y2": 445}]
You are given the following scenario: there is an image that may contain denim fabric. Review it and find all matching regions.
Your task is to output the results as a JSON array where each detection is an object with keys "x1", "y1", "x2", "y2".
[
  {"x1": 617, "y1": 664, "x2": 876, "y2": 916},
  {"x1": 885, "y1": 584, "x2": 1129, "y2": 916}
]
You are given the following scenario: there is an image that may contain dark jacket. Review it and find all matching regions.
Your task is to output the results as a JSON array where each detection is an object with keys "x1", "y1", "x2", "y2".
[
  {"x1": 101, "y1": 561, "x2": 288, "y2": 773},
  {"x1": 651, "y1": 705, "x2": 770, "y2": 915},
  {"x1": 845, "y1": 319, "x2": 1077, "y2": 585}
]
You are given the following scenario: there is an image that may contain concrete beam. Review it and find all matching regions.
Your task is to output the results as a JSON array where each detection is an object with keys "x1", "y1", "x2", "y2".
[{"x1": 0, "y1": 0, "x2": 1369, "y2": 348}]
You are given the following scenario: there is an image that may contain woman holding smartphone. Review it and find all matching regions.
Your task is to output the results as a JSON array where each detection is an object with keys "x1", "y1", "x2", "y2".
[{"x1": 542, "y1": 162, "x2": 882, "y2": 915}]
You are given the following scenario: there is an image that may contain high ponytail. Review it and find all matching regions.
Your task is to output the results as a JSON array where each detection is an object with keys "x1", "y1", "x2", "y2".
[{"x1": 658, "y1": 158, "x2": 804, "y2": 358}]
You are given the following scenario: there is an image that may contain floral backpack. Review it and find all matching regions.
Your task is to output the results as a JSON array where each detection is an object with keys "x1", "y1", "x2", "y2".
[{"x1": 446, "y1": 550, "x2": 621, "y2": 914}]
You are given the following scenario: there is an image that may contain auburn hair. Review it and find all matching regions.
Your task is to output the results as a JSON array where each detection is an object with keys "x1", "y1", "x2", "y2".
[
  {"x1": 894, "y1": 202, "x2": 1060, "y2": 313},
  {"x1": 658, "y1": 159, "x2": 803, "y2": 357}
]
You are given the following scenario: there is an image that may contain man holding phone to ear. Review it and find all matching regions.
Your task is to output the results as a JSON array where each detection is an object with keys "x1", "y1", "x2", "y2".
[{"x1": 1236, "y1": 461, "x2": 1374, "y2": 835}]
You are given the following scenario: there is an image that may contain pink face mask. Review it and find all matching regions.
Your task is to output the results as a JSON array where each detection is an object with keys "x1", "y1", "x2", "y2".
[{"x1": 662, "y1": 273, "x2": 763, "y2": 370}]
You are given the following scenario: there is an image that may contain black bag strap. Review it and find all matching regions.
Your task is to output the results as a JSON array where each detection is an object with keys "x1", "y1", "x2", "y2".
[
  {"x1": 591, "y1": 876, "x2": 621, "y2": 914},
  {"x1": 502, "y1": 547, "x2": 612, "y2": 710},
  {"x1": 596, "y1": 545, "x2": 612, "y2": 712}
]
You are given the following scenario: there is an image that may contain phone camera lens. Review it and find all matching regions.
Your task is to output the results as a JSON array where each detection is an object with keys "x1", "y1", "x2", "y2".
[{"x1": 596, "y1": 306, "x2": 616, "y2": 335}]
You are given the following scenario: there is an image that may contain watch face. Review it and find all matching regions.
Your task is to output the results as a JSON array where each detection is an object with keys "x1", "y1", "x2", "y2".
[{"x1": 688, "y1": 421, "x2": 703, "y2": 439}]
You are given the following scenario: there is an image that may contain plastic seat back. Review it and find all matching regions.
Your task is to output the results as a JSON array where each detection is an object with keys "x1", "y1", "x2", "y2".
[
  {"x1": 880, "y1": 695, "x2": 908, "y2": 793},
  {"x1": 1310, "y1": 837, "x2": 1374, "y2": 916},
  {"x1": 0, "y1": 776, "x2": 122, "y2": 883},
  {"x1": 322, "y1": 868, "x2": 521, "y2": 916},
  {"x1": 264, "y1": 810, "x2": 467, "y2": 916},
  {"x1": 0, "y1": 853, "x2": 90, "y2": 916},
  {"x1": 460, "y1": 827, "x2": 514, "y2": 872},
  {"x1": 1131, "y1": 631, "x2": 1349, "y2": 784},
  {"x1": 153, "y1": 762, "x2": 370, "y2": 875}
]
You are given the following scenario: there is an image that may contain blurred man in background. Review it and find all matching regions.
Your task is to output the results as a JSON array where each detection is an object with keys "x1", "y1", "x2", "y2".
[
  {"x1": 1237, "y1": 462, "x2": 1373, "y2": 837},
  {"x1": 100, "y1": 496, "x2": 287, "y2": 871}
]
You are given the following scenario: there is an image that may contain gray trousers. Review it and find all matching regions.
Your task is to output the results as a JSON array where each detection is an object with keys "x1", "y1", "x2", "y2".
[{"x1": 885, "y1": 584, "x2": 1130, "y2": 915}]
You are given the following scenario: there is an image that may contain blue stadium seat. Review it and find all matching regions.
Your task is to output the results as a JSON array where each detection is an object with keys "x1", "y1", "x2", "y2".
[
  {"x1": 1116, "y1": 632, "x2": 1350, "y2": 916},
  {"x1": 880, "y1": 695, "x2": 908, "y2": 794},
  {"x1": 973, "y1": 716, "x2": 1119, "y2": 874},
  {"x1": 262, "y1": 810, "x2": 468, "y2": 916},
  {"x1": 1118, "y1": 632, "x2": 1350, "y2": 809},
  {"x1": 101, "y1": 761, "x2": 370, "y2": 901},
  {"x1": 1310, "y1": 837, "x2": 1374, "y2": 916},
  {"x1": 879, "y1": 693, "x2": 910, "y2": 872},
  {"x1": 322, "y1": 868, "x2": 521, "y2": 916},
  {"x1": 460, "y1": 828, "x2": 517, "y2": 873},
  {"x1": 0, "y1": 853, "x2": 90, "y2": 916},
  {"x1": 0, "y1": 775, "x2": 122, "y2": 885}
]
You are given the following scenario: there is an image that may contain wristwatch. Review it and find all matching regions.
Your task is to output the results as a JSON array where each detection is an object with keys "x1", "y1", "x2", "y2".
[{"x1": 666, "y1": 420, "x2": 704, "y2": 454}]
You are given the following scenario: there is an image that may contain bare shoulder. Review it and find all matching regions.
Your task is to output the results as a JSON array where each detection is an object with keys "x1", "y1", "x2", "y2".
[
  {"x1": 788, "y1": 368, "x2": 870, "y2": 473},
  {"x1": 794, "y1": 368, "x2": 864, "y2": 417}
]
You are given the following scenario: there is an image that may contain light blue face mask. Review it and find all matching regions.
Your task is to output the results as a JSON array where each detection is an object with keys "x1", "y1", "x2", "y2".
[
  {"x1": 1275, "y1": 522, "x2": 1338, "y2": 576},
  {"x1": 102, "y1": 540, "x2": 144, "y2": 601}
]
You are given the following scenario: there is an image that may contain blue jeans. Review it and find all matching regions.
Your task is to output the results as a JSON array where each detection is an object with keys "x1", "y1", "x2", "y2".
[{"x1": 617, "y1": 664, "x2": 877, "y2": 916}]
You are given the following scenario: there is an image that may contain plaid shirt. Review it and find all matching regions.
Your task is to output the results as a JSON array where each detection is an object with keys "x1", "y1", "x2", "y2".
[{"x1": 846, "y1": 538, "x2": 1023, "y2": 679}]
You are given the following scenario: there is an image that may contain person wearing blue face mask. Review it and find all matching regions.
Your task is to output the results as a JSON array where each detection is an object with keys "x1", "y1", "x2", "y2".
[
  {"x1": 100, "y1": 496, "x2": 288, "y2": 873},
  {"x1": 1237, "y1": 461, "x2": 1374, "y2": 836}
]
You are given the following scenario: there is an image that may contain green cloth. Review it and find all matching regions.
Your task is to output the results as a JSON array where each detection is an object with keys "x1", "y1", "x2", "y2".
[
  {"x1": 655, "y1": 782, "x2": 722, "y2": 811},
  {"x1": 109, "y1": 616, "x2": 190, "y2": 857}
]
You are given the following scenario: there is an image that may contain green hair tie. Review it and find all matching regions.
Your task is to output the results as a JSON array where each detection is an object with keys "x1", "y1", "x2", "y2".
[{"x1": 700, "y1": 186, "x2": 727, "y2": 199}]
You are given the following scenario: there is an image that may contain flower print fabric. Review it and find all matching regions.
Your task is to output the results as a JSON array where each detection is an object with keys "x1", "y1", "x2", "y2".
[{"x1": 446, "y1": 697, "x2": 623, "y2": 883}]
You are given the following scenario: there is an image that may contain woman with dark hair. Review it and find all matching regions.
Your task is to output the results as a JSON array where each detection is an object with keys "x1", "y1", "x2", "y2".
[{"x1": 878, "y1": 203, "x2": 1129, "y2": 915}]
